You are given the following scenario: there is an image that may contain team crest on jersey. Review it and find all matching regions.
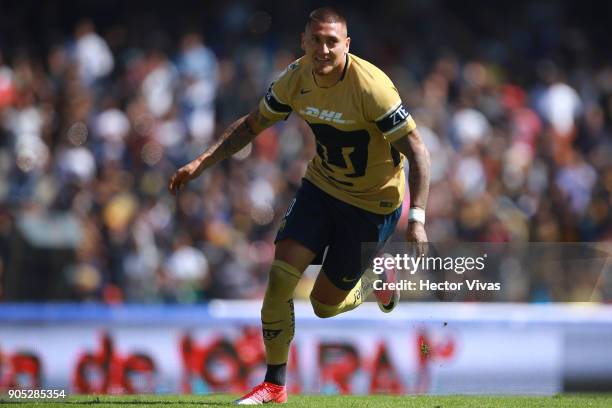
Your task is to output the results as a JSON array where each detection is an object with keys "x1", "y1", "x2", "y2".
[{"x1": 299, "y1": 106, "x2": 355, "y2": 124}]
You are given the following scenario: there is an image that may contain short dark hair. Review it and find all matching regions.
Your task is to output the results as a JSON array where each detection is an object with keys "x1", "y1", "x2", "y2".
[{"x1": 306, "y1": 7, "x2": 348, "y2": 33}]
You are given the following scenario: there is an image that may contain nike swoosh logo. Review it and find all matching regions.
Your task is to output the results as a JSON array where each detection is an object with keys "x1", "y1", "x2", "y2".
[
  {"x1": 300, "y1": 89, "x2": 311, "y2": 95},
  {"x1": 342, "y1": 276, "x2": 359, "y2": 283},
  {"x1": 261, "y1": 320, "x2": 283, "y2": 324}
]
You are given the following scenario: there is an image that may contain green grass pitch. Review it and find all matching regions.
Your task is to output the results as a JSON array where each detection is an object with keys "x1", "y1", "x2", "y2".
[{"x1": 1, "y1": 394, "x2": 612, "y2": 407}]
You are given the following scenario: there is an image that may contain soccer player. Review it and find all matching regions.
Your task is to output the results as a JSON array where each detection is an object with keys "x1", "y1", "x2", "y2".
[{"x1": 168, "y1": 7, "x2": 430, "y2": 404}]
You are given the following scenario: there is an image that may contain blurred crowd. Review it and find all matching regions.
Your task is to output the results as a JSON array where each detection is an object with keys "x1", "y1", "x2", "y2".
[{"x1": 0, "y1": 0, "x2": 610, "y2": 302}]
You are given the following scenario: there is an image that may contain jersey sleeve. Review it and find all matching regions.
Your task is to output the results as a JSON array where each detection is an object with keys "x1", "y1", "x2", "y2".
[
  {"x1": 258, "y1": 62, "x2": 297, "y2": 122},
  {"x1": 364, "y1": 79, "x2": 417, "y2": 142}
]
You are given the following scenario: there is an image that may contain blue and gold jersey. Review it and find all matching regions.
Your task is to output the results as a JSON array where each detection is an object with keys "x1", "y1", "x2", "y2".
[{"x1": 259, "y1": 53, "x2": 416, "y2": 214}]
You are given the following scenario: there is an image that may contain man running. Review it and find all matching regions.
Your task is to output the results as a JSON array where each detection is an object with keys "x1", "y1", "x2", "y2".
[{"x1": 168, "y1": 7, "x2": 430, "y2": 404}]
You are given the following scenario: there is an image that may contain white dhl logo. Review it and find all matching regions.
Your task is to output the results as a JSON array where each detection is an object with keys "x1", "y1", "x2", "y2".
[{"x1": 299, "y1": 107, "x2": 355, "y2": 124}]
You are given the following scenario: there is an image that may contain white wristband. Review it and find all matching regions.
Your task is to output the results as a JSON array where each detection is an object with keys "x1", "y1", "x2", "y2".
[{"x1": 408, "y1": 207, "x2": 426, "y2": 224}]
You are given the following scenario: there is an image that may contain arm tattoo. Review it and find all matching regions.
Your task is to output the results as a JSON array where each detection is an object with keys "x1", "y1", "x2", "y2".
[
  {"x1": 218, "y1": 117, "x2": 257, "y2": 157},
  {"x1": 191, "y1": 110, "x2": 278, "y2": 173},
  {"x1": 193, "y1": 115, "x2": 257, "y2": 172},
  {"x1": 393, "y1": 133, "x2": 430, "y2": 210}
]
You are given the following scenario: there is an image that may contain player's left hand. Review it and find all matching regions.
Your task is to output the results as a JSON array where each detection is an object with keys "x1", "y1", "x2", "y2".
[
  {"x1": 406, "y1": 221, "x2": 428, "y2": 257},
  {"x1": 168, "y1": 160, "x2": 201, "y2": 195}
]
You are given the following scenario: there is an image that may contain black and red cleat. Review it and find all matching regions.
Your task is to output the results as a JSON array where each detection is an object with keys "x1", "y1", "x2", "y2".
[{"x1": 373, "y1": 254, "x2": 400, "y2": 313}]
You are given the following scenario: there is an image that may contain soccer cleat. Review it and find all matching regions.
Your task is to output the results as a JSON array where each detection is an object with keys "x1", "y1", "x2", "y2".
[
  {"x1": 373, "y1": 254, "x2": 400, "y2": 313},
  {"x1": 235, "y1": 382, "x2": 288, "y2": 405}
]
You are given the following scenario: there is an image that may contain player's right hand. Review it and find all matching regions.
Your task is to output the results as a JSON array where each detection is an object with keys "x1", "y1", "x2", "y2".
[
  {"x1": 406, "y1": 221, "x2": 428, "y2": 257},
  {"x1": 168, "y1": 161, "x2": 200, "y2": 195}
]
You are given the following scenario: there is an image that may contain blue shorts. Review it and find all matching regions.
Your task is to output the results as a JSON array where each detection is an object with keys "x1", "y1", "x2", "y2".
[{"x1": 275, "y1": 179, "x2": 401, "y2": 290}]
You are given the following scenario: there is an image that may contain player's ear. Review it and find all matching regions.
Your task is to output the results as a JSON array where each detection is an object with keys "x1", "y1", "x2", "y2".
[{"x1": 345, "y1": 36, "x2": 351, "y2": 53}]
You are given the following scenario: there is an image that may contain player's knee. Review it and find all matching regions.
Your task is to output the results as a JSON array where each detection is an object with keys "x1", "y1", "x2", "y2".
[
  {"x1": 274, "y1": 239, "x2": 315, "y2": 273},
  {"x1": 261, "y1": 260, "x2": 301, "y2": 319},
  {"x1": 309, "y1": 294, "x2": 337, "y2": 319},
  {"x1": 265, "y1": 260, "x2": 301, "y2": 299},
  {"x1": 311, "y1": 305, "x2": 334, "y2": 319}
]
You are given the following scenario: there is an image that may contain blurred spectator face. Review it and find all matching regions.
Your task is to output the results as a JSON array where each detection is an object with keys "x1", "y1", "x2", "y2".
[{"x1": 301, "y1": 21, "x2": 350, "y2": 77}]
